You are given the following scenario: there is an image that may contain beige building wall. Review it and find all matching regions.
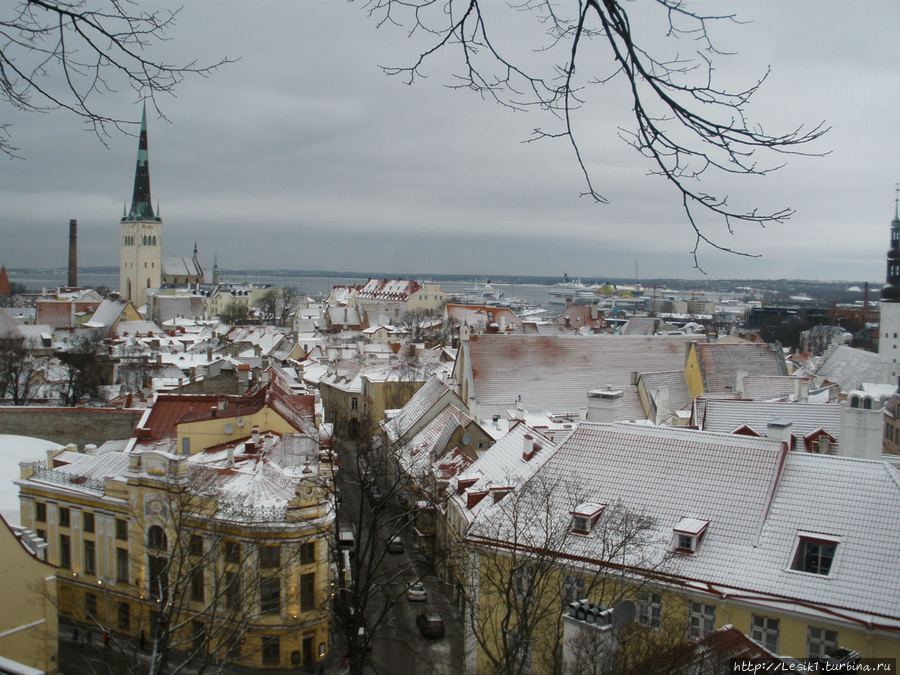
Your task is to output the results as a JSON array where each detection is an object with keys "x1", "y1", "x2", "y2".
[{"x1": 0, "y1": 519, "x2": 58, "y2": 674}]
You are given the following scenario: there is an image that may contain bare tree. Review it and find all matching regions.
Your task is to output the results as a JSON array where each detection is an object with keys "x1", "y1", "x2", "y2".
[
  {"x1": 330, "y1": 412, "x2": 451, "y2": 675},
  {"x1": 458, "y1": 472, "x2": 676, "y2": 675},
  {"x1": 57, "y1": 332, "x2": 106, "y2": 406},
  {"x1": 360, "y1": 0, "x2": 827, "y2": 268},
  {"x1": 0, "y1": 0, "x2": 230, "y2": 157},
  {"x1": 397, "y1": 309, "x2": 438, "y2": 344},
  {"x1": 217, "y1": 300, "x2": 249, "y2": 326},
  {"x1": 0, "y1": 335, "x2": 41, "y2": 404},
  {"x1": 278, "y1": 286, "x2": 301, "y2": 327},
  {"x1": 254, "y1": 290, "x2": 280, "y2": 325}
]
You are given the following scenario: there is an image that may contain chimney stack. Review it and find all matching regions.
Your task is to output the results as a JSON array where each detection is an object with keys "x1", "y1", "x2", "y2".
[{"x1": 67, "y1": 219, "x2": 78, "y2": 287}]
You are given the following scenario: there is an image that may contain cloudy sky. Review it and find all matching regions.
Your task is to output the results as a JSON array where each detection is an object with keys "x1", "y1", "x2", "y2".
[{"x1": 2, "y1": 1, "x2": 899, "y2": 282}]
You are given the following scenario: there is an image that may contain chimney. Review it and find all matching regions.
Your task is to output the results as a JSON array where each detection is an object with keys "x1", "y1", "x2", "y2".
[
  {"x1": 590, "y1": 302, "x2": 598, "y2": 321},
  {"x1": 226, "y1": 446, "x2": 234, "y2": 467},
  {"x1": 767, "y1": 419, "x2": 794, "y2": 447},
  {"x1": 67, "y1": 219, "x2": 78, "y2": 287},
  {"x1": 252, "y1": 426, "x2": 260, "y2": 445},
  {"x1": 735, "y1": 370, "x2": 748, "y2": 397},
  {"x1": 522, "y1": 434, "x2": 536, "y2": 461},
  {"x1": 586, "y1": 389, "x2": 624, "y2": 423}
]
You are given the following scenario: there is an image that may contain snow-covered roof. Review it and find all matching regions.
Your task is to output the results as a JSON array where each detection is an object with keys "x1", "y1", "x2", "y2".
[
  {"x1": 466, "y1": 422, "x2": 900, "y2": 629},
  {"x1": 461, "y1": 334, "x2": 696, "y2": 420},
  {"x1": 815, "y1": 345, "x2": 886, "y2": 393},
  {"x1": 0, "y1": 435, "x2": 65, "y2": 525}
]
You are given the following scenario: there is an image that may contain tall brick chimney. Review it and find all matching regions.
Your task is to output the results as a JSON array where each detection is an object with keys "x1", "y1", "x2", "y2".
[{"x1": 67, "y1": 219, "x2": 78, "y2": 287}]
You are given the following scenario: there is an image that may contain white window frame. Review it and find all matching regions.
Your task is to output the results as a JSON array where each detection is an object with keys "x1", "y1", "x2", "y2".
[
  {"x1": 750, "y1": 614, "x2": 780, "y2": 653},
  {"x1": 688, "y1": 601, "x2": 716, "y2": 638},
  {"x1": 637, "y1": 591, "x2": 662, "y2": 630},
  {"x1": 806, "y1": 626, "x2": 839, "y2": 659},
  {"x1": 789, "y1": 532, "x2": 839, "y2": 576}
]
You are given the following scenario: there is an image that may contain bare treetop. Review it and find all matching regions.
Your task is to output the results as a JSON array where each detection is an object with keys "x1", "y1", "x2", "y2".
[
  {"x1": 361, "y1": 0, "x2": 828, "y2": 269},
  {"x1": 0, "y1": 0, "x2": 231, "y2": 156}
]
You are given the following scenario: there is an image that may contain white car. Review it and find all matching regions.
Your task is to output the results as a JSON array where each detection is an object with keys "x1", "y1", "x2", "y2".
[{"x1": 407, "y1": 582, "x2": 427, "y2": 602}]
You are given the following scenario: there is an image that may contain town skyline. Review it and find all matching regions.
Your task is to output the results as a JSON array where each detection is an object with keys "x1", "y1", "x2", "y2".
[{"x1": 1, "y1": 1, "x2": 899, "y2": 281}]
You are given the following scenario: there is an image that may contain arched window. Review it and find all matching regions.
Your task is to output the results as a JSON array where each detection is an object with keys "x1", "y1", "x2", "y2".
[
  {"x1": 152, "y1": 236, "x2": 157, "y2": 245},
  {"x1": 148, "y1": 525, "x2": 167, "y2": 551},
  {"x1": 850, "y1": 395, "x2": 860, "y2": 408},
  {"x1": 147, "y1": 278, "x2": 152, "y2": 288},
  {"x1": 863, "y1": 397, "x2": 872, "y2": 410}
]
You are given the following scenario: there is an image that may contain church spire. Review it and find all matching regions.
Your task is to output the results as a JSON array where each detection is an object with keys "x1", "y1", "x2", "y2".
[
  {"x1": 126, "y1": 102, "x2": 156, "y2": 221},
  {"x1": 881, "y1": 186, "x2": 900, "y2": 302}
]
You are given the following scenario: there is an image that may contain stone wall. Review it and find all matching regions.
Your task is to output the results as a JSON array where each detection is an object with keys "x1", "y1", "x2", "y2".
[{"x1": 0, "y1": 407, "x2": 143, "y2": 449}]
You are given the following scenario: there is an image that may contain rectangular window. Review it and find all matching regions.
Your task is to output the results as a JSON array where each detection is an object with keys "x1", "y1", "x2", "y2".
[
  {"x1": 85, "y1": 592, "x2": 97, "y2": 619},
  {"x1": 688, "y1": 601, "x2": 716, "y2": 638},
  {"x1": 300, "y1": 572, "x2": 315, "y2": 612},
  {"x1": 792, "y1": 537, "x2": 837, "y2": 576},
  {"x1": 182, "y1": 437, "x2": 190, "y2": 455},
  {"x1": 224, "y1": 540, "x2": 241, "y2": 564},
  {"x1": 192, "y1": 620, "x2": 206, "y2": 651},
  {"x1": 59, "y1": 534, "x2": 71, "y2": 569},
  {"x1": 116, "y1": 548, "x2": 129, "y2": 584},
  {"x1": 190, "y1": 566, "x2": 205, "y2": 603},
  {"x1": 84, "y1": 539, "x2": 96, "y2": 575},
  {"x1": 351, "y1": 397, "x2": 359, "y2": 410},
  {"x1": 262, "y1": 636, "x2": 280, "y2": 666},
  {"x1": 260, "y1": 577, "x2": 281, "y2": 615},
  {"x1": 751, "y1": 614, "x2": 780, "y2": 653},
  {"x1": 36, "y1": 528, "x2": 46, "y2": 543},
  {"x1": 59, "y1": 507, "x2": 70, "y2": 528},
  {"x1": 118, "y1": 602, "x2": 130, "y2": 631},
  {"x1": 807, "y1": 626, "x2": 839, "y2": 659},
  {"x1": 149, "y1": 555, "x2": 169, "y2": 602},
  {"x1": 259, "y1": 545, "x2": 280, "y2": 569},
  {"x1": 504, "y1": 630, "x2": 533, "y2": 674},
  {"x1": 36, "y1": 502, "x2": 46, "y2": 523},
  {"x1": 561, "y1": 574, "x2": 586, "y2": 608},
  {"x1": 226, "y1": 571, "x2": 240, "y2": 611},
  {"x1": 637, "y1": 591, "x2": 662, "y2": 630},
  {"x1": 83, "y1": 511, "x2": 95, "y2": 533},
  {"x1": 116, "y1": 518, "x2": 128, "y2": 541},
  {"x1": 300, "y1": 541, "x2": 316, "y2": 566},
  {"x1": 189, "y1": 534, "x2": 203, "y2": 557}
]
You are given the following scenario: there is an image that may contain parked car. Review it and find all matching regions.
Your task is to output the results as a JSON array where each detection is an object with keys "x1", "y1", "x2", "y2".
[
  {"x1": 407, "y1": 582, "x2": 427, "y2": 602},
  {"x1": 416, "y1": 612, "x2": 445, "y2": 639},
  {"x1": 388, "y1": 535, "x2": 404, "y2": 553}
]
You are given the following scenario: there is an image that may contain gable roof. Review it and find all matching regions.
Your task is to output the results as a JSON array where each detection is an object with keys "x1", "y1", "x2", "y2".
[
  {"x1": 695, "y1": 343, "x2": 786, "y2": 394},
  {"x1": 461, "y1": 334, "x2": 697, "y2": 420},
  {"x1": 816, "y1": 344, "x2": 886, "y2": 392},
  {"x1": 356, "y1": 278, "x2": 422, "y2": 301}
]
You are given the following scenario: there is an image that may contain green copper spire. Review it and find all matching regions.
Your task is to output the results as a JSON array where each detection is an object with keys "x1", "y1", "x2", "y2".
[{"x1": 126, "y1": 102, "x2": 156, "y2": 221}]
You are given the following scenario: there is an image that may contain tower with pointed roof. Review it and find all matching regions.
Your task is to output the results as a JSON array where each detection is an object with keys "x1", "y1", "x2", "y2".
[
  {"x1": 879, "y1": 189, "x2": 900, "y2": 383},
  {"x1": 119, "y1": 103, "x2": 162, "y2": 307}
]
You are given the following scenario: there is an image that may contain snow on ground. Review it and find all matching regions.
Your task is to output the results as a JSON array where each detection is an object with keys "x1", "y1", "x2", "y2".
[{"x1": 0, "y1": 434, "x2": 64, "y2": 526}]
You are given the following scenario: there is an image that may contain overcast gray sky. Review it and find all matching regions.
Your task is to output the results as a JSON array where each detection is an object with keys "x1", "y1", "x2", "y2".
[{"x1": 2, "y1": 1, "x2": 899, "y2": 281}]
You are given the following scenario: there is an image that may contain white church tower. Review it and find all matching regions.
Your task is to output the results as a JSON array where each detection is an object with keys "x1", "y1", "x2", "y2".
[
  {"x1": 879, "y1": 191, "x2": 900, "y2": 383},
  {"x1": 119, "y1": 103, "x2": 162, "y2": 307}
]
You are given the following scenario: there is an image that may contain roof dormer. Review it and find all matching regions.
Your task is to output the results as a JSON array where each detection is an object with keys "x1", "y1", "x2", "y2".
[
  {"x1": 571, "y1": 502, "x2": 606, "y2": 535},
  {"x1": 673, "y1": 517, "x2": 709, "y2": 553}
]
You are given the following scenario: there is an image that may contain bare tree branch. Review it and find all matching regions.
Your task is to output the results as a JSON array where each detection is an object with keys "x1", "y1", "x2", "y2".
[
  {"x1": 0, "y1": 0, "x2": 232, "y2": 157},
  {"x1": 359, "y1": 0, "x2": 828, "y2": 270}
]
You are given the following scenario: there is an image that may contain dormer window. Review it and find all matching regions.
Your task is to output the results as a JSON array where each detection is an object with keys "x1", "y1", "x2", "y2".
[
  {"x1": 790, "y1": 533, "x2": 839, "y2": 576},
  {"x1": 571, "y1": 502, "x2": 605, "y2": 535},
  {"x1": 673, "y1": 517, "x2": 709, "y2": 553}
]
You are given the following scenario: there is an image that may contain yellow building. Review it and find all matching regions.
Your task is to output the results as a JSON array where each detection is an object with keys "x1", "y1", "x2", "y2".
[
  {"x1": 0, "y1": 516, "x2": 58, "y2": 674},
  {"x1": 458, "y1": 422, "x2": 900, "y2": 672},
  {"x1": 16, "y1": 375, "x2": 335, "y2": 670}
]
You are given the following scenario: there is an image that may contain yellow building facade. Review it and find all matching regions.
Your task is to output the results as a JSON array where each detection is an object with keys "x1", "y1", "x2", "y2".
[{"x1": 16, "y1": 378, "x2": 335, "y2": 670}]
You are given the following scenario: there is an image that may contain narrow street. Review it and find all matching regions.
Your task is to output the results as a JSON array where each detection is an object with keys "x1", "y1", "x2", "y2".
[{"x1": 333, "y1": 438, "x2": 464, "y2": 674}]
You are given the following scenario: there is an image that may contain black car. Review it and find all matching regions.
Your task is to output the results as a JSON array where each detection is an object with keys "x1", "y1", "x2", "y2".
[{"x1": 416, "y1": 612, "x2": 445, "y2": 639}]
